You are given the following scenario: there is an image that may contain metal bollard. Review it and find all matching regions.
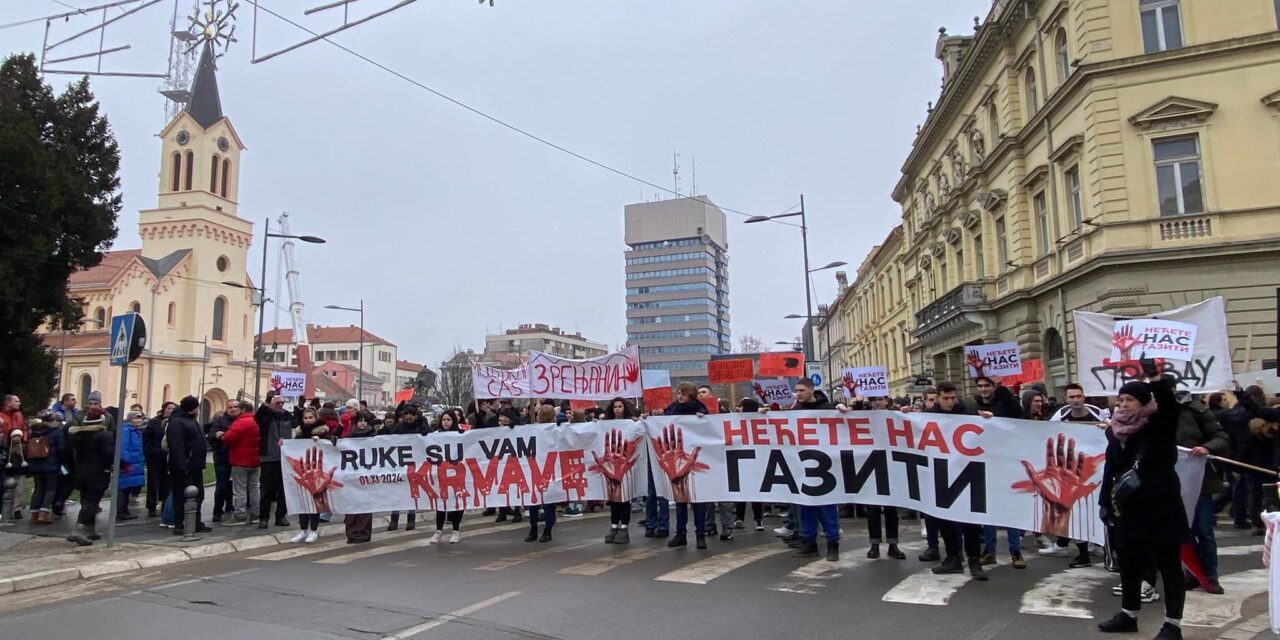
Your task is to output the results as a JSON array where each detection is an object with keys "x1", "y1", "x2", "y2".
[
  {"x1": 0, "y1": 477, "x2": 15, "y2": 526},
  {"x1": 182, "y1": 485, "x2": 200, "y2": 542}
]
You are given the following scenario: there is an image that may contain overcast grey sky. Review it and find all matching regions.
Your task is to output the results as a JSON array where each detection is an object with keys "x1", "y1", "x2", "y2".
[{"x1": 3, "y1": 0, "x2": 989, "y2": 369}]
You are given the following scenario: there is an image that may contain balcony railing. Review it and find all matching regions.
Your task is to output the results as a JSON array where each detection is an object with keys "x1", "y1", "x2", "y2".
[{"x1": 914, "y1": 282, "x2": 987, "y2": 329}]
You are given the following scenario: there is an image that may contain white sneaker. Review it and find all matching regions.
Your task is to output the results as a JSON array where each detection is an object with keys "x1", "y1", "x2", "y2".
[
  {"x1": 428, "y1": 530, "x2": 443, "y2": 544},
  {"x1": 1110, "y1": 582, "x2": 1160, "y2": 602},
  {"x1": 304, "y1": 530, "x2": 319, "y2": 544},
  {"x1": 290, "y1": 531, "x2": 307, "y2": 543},
  {"x1": 1038, "y1": 545, "x2": 1070, "y2": 557},
  {"x1": 449, "y1": 530, "x2": 460, "y2": 544},
  {"x1": 773, "y1": 526, "x2": 794, "y2": 537}
]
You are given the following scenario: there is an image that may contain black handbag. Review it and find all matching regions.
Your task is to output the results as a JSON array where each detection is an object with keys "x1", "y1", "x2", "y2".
[{"x1": 1111, "y1": 452, "x2": 1144, "y2": 516}]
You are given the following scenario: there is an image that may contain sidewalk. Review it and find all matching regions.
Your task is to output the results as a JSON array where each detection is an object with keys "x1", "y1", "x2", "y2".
[{"x1": 0, "y1": 494, "x2": 386, "y2": 595}]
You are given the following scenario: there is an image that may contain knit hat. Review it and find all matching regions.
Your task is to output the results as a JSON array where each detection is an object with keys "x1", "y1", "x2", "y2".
[
  {"x1": 1118, "y1": 381, "x2": 1152, "y2": 405},
  {"x1": 179, "y1": 395, "x2": 200, "y2": 414},
  {"x1": 126, "y1": 411, "x2": 145, "y2": 421},
  {"x1": 87, "y1": 390, "x2": 102, "y2": 403}
]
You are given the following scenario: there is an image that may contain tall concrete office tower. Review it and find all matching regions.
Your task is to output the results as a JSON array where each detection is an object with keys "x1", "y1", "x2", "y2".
[{"x1": 624, "y1": 197, "x2": 730, "y2": 384}]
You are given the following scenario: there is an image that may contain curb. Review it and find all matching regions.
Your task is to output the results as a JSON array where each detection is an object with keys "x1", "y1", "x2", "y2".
[{"x1": 0, "y1": 516, "x2": 386, "y2": 595}]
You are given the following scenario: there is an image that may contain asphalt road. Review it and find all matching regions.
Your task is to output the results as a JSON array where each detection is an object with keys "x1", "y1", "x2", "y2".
[{"x1": 0, "y1": 510, "x2": 1269, "y2": 640}]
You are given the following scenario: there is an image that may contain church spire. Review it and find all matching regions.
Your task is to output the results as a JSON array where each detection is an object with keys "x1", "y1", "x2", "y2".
[{"x1": 185, "y1": 42, "x2": 223, "y2": 129}]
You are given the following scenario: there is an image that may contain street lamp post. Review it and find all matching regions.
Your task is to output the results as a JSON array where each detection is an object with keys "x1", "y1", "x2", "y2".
[
  {"x1": 178, "y1": 336, "x2": 209, "y2": 402},
  {"x1": 227, "y1": 217, "x2": 325, "y2": 405},
  {"x1": 744, "y1": 195, "x2": 845, "y2": 361},
  {"x1": 324, "y1": 301, "x2": 365, "y2": 406}
]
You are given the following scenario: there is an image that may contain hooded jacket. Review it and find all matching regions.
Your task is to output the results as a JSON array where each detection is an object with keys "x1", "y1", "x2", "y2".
[
  {"x1": 0, "y1": 406, "x2": 29, "y2": 446},
  {"x1": 68, "y1": 421, "x2": 114, "y2": 489},
  {"x1": 973, "y1": 385, "x2": 1024, "y2": 419},
  {"x1": 143, "y1": 413, "x2": 169, "y2": 460},
  {"x1": 24, "y1": 418, "x2": 66, "y2": 474},
  {"x1": 223, "y1": 413, "x2": 261, "y2": 468},
  {"x1": 792, "y1": 390, "x2": 834, "y2": 411},
  {"x1": 118, "y1": 421, "x2": 145, "y2": 490},
  {"x1": 1174, "y1": 397, "x2": 1230, "y2": 496},
  {"x1": 166, "y1": 410, "x2": 208, "y2": 474}
]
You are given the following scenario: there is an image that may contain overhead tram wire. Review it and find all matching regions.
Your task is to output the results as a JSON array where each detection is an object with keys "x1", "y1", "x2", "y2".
[{"x1": 244, "y1": 0, "x2": 800, "y2": 227}]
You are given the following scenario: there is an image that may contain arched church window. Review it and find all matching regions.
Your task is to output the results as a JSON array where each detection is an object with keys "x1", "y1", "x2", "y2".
[
  {"x1": 210, "y1": 154, "x2": 220, "y2": 193},
  {"x1": 221, "y1": 159, "x2": 231, "y2": 199},
  {"x1": 171, "y1": 152, "x2": 182, "y2": 191},
  {"x1": 183, "y1": 150, "x2": 193, "y2": 190},
  {"x1": 212, "y1": 296, "x2": 226, "y2": 341}
]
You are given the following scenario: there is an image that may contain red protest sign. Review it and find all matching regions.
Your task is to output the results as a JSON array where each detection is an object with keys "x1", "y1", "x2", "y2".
[
  {"x1": 757, "y1": 352, "x2": 804, "y2": 378},
  {"x1": 699, "y1": 396, "x2": 720, "y2": 414},
  {"x1": 707, "y1": 358, "x2": 754, "y2": 384},
  {"x1": 569, "y1": 399, "x2": 598, "y2": 412},
  {"x1": 394, "y1": 388, "x2": 414, "y2": 404},
  {"x1": 1001, "y1": 358, "x2": 1045, "y2": 387},
  {"x1": 642, "y1": 386, "x2": 672, "y2": 412}
]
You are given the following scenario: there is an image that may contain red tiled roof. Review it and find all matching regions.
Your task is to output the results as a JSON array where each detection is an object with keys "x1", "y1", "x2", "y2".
[
  {"x1": 259, "y1": 324, "x2": 392, "y2": 347},
  {"x1": 40, "y1": 331, "x2": 110, "y2": 350},
  {"x1": 395, "y1": 359, "x2": 424, "y2": 371},
  {"x1": 67, "y1": 250, "x2": 142, "y2": 287}
]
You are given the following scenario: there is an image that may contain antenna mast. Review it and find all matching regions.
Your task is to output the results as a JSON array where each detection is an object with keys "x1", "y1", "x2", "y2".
[{"x1": 672, "y1": 150, "x2": 682, "y2": 198}]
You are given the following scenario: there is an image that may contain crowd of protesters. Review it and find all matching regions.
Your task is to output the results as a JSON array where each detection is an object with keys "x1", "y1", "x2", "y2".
[{"x1": 2, "y1": 366, "x2": 1278, "y2": 640}]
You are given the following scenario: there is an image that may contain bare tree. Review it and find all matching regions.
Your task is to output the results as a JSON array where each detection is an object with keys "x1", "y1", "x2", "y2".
[
  {"x1": 736, "y1": 334, "x2": 765, "y2": 354},
  {"x1": 437, "y1": 349, "x2": 474, "y2": 408}
]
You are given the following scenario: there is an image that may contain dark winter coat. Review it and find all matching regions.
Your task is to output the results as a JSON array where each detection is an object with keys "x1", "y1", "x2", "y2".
[
  {"x1": 925, "y1": 398, "x2": 979, "y2": 416},
  {"x1": 118, "y1": 423, "x2": 145, "y2": 490},
  {"x1": 388, "y1": 416, "x2": 428, "y2": 435},
  {"x1": 223, "y1": 413, "x2": 261, "y2": 468},
  {"x1": 1099, "y1": 376, "x2": 1188, "y2": 546},
  {"x1": 143, "y1": 414, "x2": 169, "y2": 460},
  {"x1": 255, "y1": 405, "x2": 294, "y2": 463},
  {"x1": 665, "y1": 398, "x2": 705, "y2": 416},
  {"x1": 792, "y1": 390, "x2": 834, "y2": 411},
  {"x1": 974, "y1": 386, "x2": 1024, "y2": 419},
  {"x1": 1174, "y1": 399, "x2": 1230, "y2": 495},
  {"x1": 166, "y1": 411, "x2": 208, "y2": 474},
  {"x1": 67, "y1": 422, "x2": 114, "y2": 491},
  {"x1": 24, "y1": 419, "x2": 66, "y2": 474},
  {"x1": 205, "y1": 412, "x2": 234, "y2": 463}
]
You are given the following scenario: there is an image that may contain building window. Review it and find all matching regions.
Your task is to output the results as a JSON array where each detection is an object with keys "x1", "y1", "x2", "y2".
[
  {"x1": 171, "y1": 152, "x2": 182, "y2": 191},
  {"x1": 1153, "y1": 135, "x2": 1204, "y2": 215},
  {"x1": 221, "y1": 159, "x2": 231, "y2": 198},
  {"x1": 94, "y1": 306, "x2": 106, "y2": 327},
  {"x1": 1065, "y1": 166, "x2": 1084, "y2": 230},
  {"x1": 167, "y1": 302, "x2": 176, "y2": 328},
  {"x1": 216, "y1": 256, "x2": 230, "y2": 272},
  {"x1": 987, "y1": 102, "x2": 999, "y2": 142},
  {"x1": 1276, "y1": 0, "x2": 1280, "y2": 28},
  {"x1": 1034, "y1": 191, "x2": 1050, "y2": 255},
  {"x1": 183, "y1": 150, "x2": 193, "y2": 190},
  {"x1": 937, "y1": 254, "x2": 949, "y2": 290},
  {"x1": 955, "y1": 247, "x2": 965, "y2": 282},
  {"x1": 212, "y1": 296, "x2": 226, "y2": 341},
  {"x1": 1055, "y1": 28, "x2": 1070, "y2": 84},
  {"x1": 995, "y1": 217, "x2": 1008, "y2": 268},
  {"x1": 163, "y1": 384, "x2": 171, "y2": 403},
  {"x1": 973, "y1": 233, "x2": 985, "y2": 279},
  {"x1": 1024, "y1": 67, "x2": 1039, "y2": 116},
  {"x1": 79, "y1": 374, "x2": 92, "y2": 402},
  {"x1": 1141, "y1": 0, "x2": 1183, "y2": 53},
  {"x1": 210, "y1": 154, "x2": 220, "y2": 193}
]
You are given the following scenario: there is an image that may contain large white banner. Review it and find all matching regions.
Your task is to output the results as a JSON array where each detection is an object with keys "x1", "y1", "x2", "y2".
[
  {"x1": 1074, "y1": 297, "x2": 1232, "y2": 395},
  {"x1": 526, "y1": 346, "x2": 642, "y2": 400},
  {"x1": 472, "y1": 363, "x2": 529, "y2": 399},
  {"x1": 281, "y1": 421, "x2": 648, "y2": 514},
  {"x1": 646, "y1": 411, "x2": 1109, "y2": 543}
]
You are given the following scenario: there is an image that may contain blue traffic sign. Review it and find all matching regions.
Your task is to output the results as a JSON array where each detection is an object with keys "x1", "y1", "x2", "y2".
[{"x1": 108, "y1": 313, "x2": 146, "y2": 366}]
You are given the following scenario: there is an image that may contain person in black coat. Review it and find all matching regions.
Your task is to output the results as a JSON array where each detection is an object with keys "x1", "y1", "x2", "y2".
[
  {"x1": 1096, "y1": 368, "x2": 1187, "y2": 640},
  {"x1": 142, "y1": 401, "x2": 175, "y2": 517},
  {"x1": 205, "y1": 406, "x2": 236, "y2": 522},
  {"x1": 344, "y1": 412, "x2": 378, "y2": 544},
  {"x1": 973, "y1": 377, "x2": 1026, "y2": 568},
  {"x1": 167, "y1": 396, "x2": 210, "y2": 536},
  {"x1": 386, "y1": 405, "x2": 431, "y2": 531},
  {"x1": 65, "y1": 407, "x2": 113, "y2": 545},
  {"x1": 926, "y1": 381, "x2": 990, "y2": 581}
]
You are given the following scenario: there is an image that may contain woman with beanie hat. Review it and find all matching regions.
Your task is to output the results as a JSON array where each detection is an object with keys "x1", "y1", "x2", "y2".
[{"x1": 1096, "y1": 364, "x2": 1188, "y2": 640}]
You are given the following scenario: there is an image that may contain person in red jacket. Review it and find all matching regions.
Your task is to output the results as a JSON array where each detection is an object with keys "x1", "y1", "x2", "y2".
[{"x1": 221, "y1": 401, "x2": 261, "y2": 526}]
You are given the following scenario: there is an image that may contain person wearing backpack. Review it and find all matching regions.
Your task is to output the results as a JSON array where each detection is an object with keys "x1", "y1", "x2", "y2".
[
  {"x1": 1174, "y1": 390, "x2": 1230, "y2": 595},
  {"x1": 25, "y1": 411, "x2": 66, "y2": 524}
]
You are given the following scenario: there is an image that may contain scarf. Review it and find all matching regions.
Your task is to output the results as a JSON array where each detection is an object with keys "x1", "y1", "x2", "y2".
[{"x1": 1109, "y1": 399, "x2": 1157, "y2": 443}]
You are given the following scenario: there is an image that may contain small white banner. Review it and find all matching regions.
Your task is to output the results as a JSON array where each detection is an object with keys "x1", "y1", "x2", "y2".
[
  {"x1": 751, "y1": 379, "x2": 795, "y2": 407},
  {"x1": 1110, "y1": 318, "x2": 1198, "y2": 362},
  {"x1": 840, "y1": 366, "x2": 890, "y2": 398},
  {"x1": 965, "y1": 342, "x2": 1023, "y2": 378},
  {"x1": 270, "y1": 371, "x2": 306, "y2": 397}
]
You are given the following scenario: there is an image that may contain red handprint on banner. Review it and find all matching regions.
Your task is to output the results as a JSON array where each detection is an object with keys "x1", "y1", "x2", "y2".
[
  {"x1": 286, "y1": 447, "x2": 344, "y2": 513},
  {"x1": 1112, "y1": 324, "x2": 1142, "y2": 361},
  {"x1": 650, "y1": 423, "x2": 709, "y2": 503},
  {"x1": 623, "y1": 360, "x2": 640, "y2": 385},
  {"x1": 965, "y1": 349, "x2": 987, "y2": 377},
  {"x1": 841, "y1": 371, "x2": 861, "y2": 398},
  {"x1": 590, "y1": 428, "x2": 642, "y2": 502},
  {"x1": 1011, "y1": 434, "x2": 1105, "y2": 538},
  {"x1": 752, "y1": 382, "x2": 767, "y2": 403}
]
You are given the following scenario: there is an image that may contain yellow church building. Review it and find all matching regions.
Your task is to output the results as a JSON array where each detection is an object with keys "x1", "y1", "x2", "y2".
[{"x1": 44, "y1": 43, "x2": 266, "y2": 420}]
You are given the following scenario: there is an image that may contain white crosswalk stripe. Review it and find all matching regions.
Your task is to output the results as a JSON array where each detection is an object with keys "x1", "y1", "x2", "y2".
[
  {"x1": 1184, "y1": 568, "x2": 1268, "y2": 628},
  {"x1": 881, "y1": 568, "x2": 974, "y2": 606},
  {"x1": 1019, "y1": 565, "x2": 1112, "y2": 619},
  {"x1": 315, "y1": 522, "x2": 523, "y2": 564},
  {"x1": 558, "y1": 546, "x2": 671, "y2": 576},
  {"x1": 655, "y1": 544, "x2": 790, "y2": 584},
  {"x1": 475, "y1": 540, "x2": 599, "y2": 571},
  {"x1": 770, "y1": 542, "x2": 925, "y2": 595}
]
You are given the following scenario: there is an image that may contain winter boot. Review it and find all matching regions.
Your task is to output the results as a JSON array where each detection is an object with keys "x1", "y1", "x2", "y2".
[
  {"x1": 792, "y1": 539, "x2": 820, "y2": 558},
  {"x1": 66, "y1": 524, "x2": 93, "y2": 546},
  {"x1": 931, "y1": 555, "x2": 964, "y2": 574},
  {"x1": 524, "y1": 528, "x2": 538, "y2": 542},
  {"x1": 968, "y1": 557, "x2": 989, "y2": 581},
  {"x1": 387, "y1": 512, "x2": 400, "y2": 531},
  {"x1": 696, "y1": 534, "x2": 707, "y2": 549},
  {"x1": 667, "y1": 532, "x2": 687, "y2": 547},
  {"x1": 605, "y1": 526, "x2": 617, "y2": 544},
  {"x1": 615, "y1": 527, "x2": 630, "y2": 544},
  {"x1": 826, "y1": 541, "x2": 839, "y2": 562},
  {"x1": 405, "y1": 512, "x2": 416, "y2": 531}
]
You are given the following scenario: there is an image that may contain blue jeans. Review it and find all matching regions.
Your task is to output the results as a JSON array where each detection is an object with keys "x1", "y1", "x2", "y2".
[
  {"x1": 644, "y1": 468, "x2": 669, "y2": 531},
  {"x1": 675, "y1": 502, "x2": 708, "y2": 535},
  {"x1": 799, "y1": 505, "x2": 839, "y2": 542},
  {"x1": 1191, "y1": 495, "x2": 1219, "y2": 579},
  {"x1": 982, "y1": 526, "x2": 1022, "y2": 555}
]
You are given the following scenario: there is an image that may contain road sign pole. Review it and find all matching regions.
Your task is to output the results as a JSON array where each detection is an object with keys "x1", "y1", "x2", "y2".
[{"x1": 106, "y1": 362, "x2": 127, "y2": 547}]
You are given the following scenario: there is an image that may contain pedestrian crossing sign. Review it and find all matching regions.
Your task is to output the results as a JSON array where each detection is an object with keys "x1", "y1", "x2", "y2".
[{"x1": 108, "y1": 313, "x2": 145, "y2": 366}]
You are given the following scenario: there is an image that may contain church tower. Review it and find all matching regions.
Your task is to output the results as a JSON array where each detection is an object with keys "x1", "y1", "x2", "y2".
[{"x1": 138, "y1": 41, "x2": 255, "y2": 370}]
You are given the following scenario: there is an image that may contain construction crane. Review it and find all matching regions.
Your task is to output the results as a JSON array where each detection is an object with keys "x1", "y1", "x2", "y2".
[{"x1": 276, "y1": 212, "x2": 315, "y2": 398}]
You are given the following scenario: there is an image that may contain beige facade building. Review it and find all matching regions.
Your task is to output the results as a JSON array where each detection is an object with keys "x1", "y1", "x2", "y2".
[
  {"x1": 45, "y1": 44, "x2": 264, "y2": 419},
  {"x1": 483, "y1": 324, "x2": 607, "y2": 359},
  {"x1": 834, "y1": 0, "x2": 1280, "y2": 396},
  {"x1": 623, "y1": 197, "x2": 732, "y2": 383}
]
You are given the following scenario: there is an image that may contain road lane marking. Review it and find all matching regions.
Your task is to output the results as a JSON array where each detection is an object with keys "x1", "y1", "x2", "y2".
[
  {"x1": 1018, "y1": 565, "x2": 1112, "y2": 619},
  {"x1": 558, "y1": 546, "x2": 671, "y2": 576},
  {"x1": 475, "y1": 540, "x2": 598, "y2": 571},
  {"x1": 1185, "y1": 568, "x2": 1267, "y2": 628},
  {"x1": 882, "y1": 568, "x2": 973, "y2": 606},
  {"x1": 1217, "y1": 545, "x2": 1262, "y2": 557},
  {"x1": 381, "y1": 591, "x2": 521, "y2": 640},
  {"x1": 770, "y1": 542, "x2": 924, "y2": 594},
  {"x1": 654, "y1": 544, "x2": 789, "y2": 585},
  {"x1": 249, "y1": 528, "x2": 417, "y2": 561},
  {"x1": 316, "y1": 522, "x2": 522, "y2": 564}
]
